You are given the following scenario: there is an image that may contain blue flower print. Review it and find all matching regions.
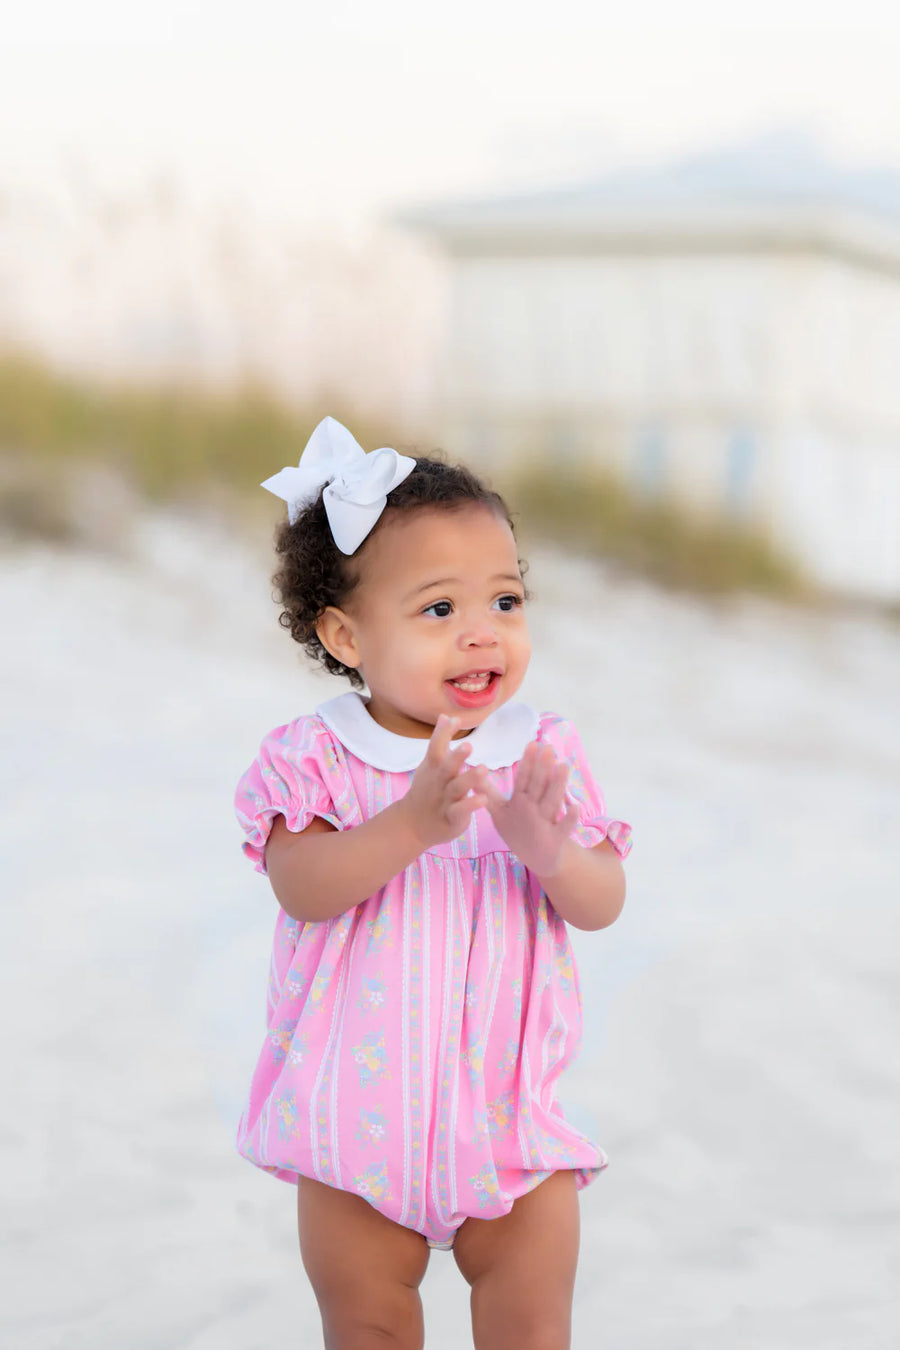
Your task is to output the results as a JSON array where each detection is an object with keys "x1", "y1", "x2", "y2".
[
  {"x1": 352, "y1": 1031, "x2": 388, "y2": 1086},
  {"x1": 288, "y1": 1032, "x2": 308, "y2": 1067},
  {"x1": 487, "y1": 1092, "x2": 515, "y2": 1137},
  {"x1": 267, "y1": 1019, "x2": 294, "y2": 1067},
  {"x1": 366, "y1": 911, "x2": 393, "y2": 954},
  {"x1": 354, "y1": 1160, "x2": 390, "y2": 1205},
  {"x1": 463, "y1": 1040, "x2": 485, "y2": 1087},
  {"x1": 285, "y1": 973, "x2": 308, "y2": 1001},
  {"x1": 357, "y1": 976, "x2": 387, "y2": 1014},
  {"x1": 275, "y1": 1095, "x2": 301, "y2": 1141},
  {"x1": 356, "y1": 1107, "x2": 388, "y2": 1146},
  {"x1": 470, "y1": 1163, "x2": 500, "y2": 1209},
  {"x1": 308, "y1": 965, "x2": 333, "y2": 1009},
  {"x1": 555, "y1": 948, "x2": 574, "y2": 993},
  {"x1": 279, "y1": 918, "x2": 300, "y2": 952},
  {"x1": 498, "y1": 1036, "x2": 520, "y2": 1077}
]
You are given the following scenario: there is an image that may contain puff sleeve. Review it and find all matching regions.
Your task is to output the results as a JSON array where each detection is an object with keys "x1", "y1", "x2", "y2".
[
  {"x1": 234, "y1": 718, "x2": 360, "y2": 875},
  {"x1": 537, "y1": 714, "x2": 633, "y2": 859}
]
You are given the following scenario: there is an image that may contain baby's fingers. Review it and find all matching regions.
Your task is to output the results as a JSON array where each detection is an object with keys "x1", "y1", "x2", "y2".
[
  {"x1": 561, "y1": 799, "x2": 580, "y2": 834},
  {"x1": 446, "y1": 792, "x2": 488, "y2": 836},
  {"x1": 445, "y1": 764, "x2": 487, "y2": 803},
  {"x1": 446, "y1": 739, "x2": 474, "y2": 778},
  {"x1": 445, "y1": 767, "x2": 488, "y2": 830},
  {"x1": 480, "y1": 777, "x2": 507, "y2": 813},
  {"x1": 512, "y1": 740, "x2": 538, "y2": 797},
  {"x1": 541, "y1": 761, "x2": 570, "y2": 823},
  {"x1": 524, "y1": 743, "x2": 557, "y2": 801},
  {"x1": 425, "y1": 715, "x2": 460, "y2": 769}
]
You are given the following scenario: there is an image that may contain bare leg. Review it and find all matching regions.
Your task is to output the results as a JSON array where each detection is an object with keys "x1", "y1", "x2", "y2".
[
  {"x1": 453, "y1": 1171, "x2": 580, "y2": 1350},
  {"x1": 297, "y1": 1176, "x2": 430, "y2": 1350}
]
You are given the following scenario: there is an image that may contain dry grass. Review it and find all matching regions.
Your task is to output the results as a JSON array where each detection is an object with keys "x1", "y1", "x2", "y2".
[
  {"x1": 0, "y1": 351, "x2": 394, "y2": 548},
  {"x1": 0, "y1": 352, "x2": 390, "y2": 501},
  {"x1": 507, "y1": 462, "x2": 808, "y2": 599},
  {"x1": 0, "y1": 351, "x2": 808, "y2": 598}
]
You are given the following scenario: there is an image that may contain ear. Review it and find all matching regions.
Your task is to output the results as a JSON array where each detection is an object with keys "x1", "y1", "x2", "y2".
[{"x1": 316, "y1": 606, "x2": 361, "y2": 670}]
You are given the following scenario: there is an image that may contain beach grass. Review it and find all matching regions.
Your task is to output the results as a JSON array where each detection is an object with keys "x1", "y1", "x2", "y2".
[
  {"x1": 0, "y1": 350, "x2": 806, "y2": 597},
  {"x1": 507, "y1": 462, "x2": 807, "y2": 599},
  {"x1": 0, "y1": 351, "x2": 389, "y2": 497}
]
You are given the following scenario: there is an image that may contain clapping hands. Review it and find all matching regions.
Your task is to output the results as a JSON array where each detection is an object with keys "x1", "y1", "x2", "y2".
[
  {"x1": 399, "y1": 715, "x2": 489, "y2": 850},
  {"x1": 480, "y1": 740, "x2": 578, "y2": 877},
  {"x1": 404, "y1": 719, "x2": 577, "y2": 876}
]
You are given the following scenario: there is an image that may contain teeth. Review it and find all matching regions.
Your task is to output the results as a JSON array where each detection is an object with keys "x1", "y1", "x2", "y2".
[{"x1": 450, "y1": 672, "x2": 493, "y2": 691}]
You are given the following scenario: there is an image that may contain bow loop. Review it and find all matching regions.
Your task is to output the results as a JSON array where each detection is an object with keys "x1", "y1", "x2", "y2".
[{"x1": 260, "y1": 416, "x2": 417, "y2": 554}]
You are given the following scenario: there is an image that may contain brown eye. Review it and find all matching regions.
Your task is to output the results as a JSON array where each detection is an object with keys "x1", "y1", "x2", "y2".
[
  {"x1": 493, "y1": 594, "x2": 522, "y2": 612},
  {"x1": 423, "y1": 600, "x2": 453, "y2": 618}
]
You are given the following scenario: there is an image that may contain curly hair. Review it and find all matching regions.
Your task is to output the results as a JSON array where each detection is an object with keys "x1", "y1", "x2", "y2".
[{"x1": 272, "y1": 455, "x2": 518, "y2": 688}]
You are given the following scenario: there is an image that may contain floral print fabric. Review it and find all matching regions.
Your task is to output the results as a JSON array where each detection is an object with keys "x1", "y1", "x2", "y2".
[{"x1": 234, "y1": 709, "x2": 632, "y2": 1247}]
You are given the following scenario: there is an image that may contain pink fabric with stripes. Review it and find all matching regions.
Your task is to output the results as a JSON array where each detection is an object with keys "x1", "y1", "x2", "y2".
[{"x1": 234, "y1": 711, "x2": 632, "y2": 1248}]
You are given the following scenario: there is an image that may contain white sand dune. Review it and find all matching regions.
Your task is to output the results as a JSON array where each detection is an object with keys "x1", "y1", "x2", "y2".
[{"x1": 2, "y1": 514, "x2": 898, "y2": 1348}]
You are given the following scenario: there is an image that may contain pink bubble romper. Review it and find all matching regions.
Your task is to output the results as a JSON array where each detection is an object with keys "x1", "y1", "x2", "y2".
[{"x1": 234, "y1": 692, "x2": 632, "y2": 1249}]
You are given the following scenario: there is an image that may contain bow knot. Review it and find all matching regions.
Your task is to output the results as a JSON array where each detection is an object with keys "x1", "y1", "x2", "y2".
[{"x1": 260, "y1": 417, "x2": 417, "y2": 554}]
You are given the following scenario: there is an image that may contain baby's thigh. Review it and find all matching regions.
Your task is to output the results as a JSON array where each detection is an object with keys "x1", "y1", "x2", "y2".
[
  {"x1": 296, "y1": 1175, "x2": 430, "y2": 1350},
  {"x1": 453, "y1": 1171, "x2": 580, "y2": 1350}
]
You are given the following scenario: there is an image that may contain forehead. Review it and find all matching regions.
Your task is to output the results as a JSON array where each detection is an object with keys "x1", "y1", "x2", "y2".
[{"x1": 358, "y1": 504, "x2": 519, "y2": 592}]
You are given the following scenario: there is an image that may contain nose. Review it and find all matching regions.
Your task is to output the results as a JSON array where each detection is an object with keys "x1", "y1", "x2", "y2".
[{"x1": 459, "y1": 614, "x2": 499, "y2": 648}]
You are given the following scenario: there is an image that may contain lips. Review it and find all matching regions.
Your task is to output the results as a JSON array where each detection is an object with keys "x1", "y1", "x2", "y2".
[
  {"x1": 447, "y1": 670, "x2": 498, "y2": 693},
  {"x1": 444, "y1": 669, "x2": 502, "y2": 709}
]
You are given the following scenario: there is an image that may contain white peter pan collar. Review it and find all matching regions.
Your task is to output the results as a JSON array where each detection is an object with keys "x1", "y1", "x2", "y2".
[{"x1": 315, "y1": 691, "x2": 538, "y2": 772}]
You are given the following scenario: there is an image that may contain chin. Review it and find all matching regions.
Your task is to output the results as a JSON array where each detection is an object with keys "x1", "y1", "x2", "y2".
[{"x1": 444, "y1": 694, "x2": 510, "y2": 728}]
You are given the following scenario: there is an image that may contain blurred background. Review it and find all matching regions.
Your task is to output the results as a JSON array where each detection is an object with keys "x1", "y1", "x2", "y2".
[{"x1": 2, "y1": 6, "x2": 899, "y2": 1349}]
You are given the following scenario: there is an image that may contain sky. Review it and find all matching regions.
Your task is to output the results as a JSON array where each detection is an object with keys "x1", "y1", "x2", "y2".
[{"x1": 3, "y1": 3, "x2": 900, "y2": 233}]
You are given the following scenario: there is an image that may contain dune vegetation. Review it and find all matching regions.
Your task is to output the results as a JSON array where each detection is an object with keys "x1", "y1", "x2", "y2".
[
  {"x1": 511, "y1": 462, "x2": 806, "y2": 598},
  {"x1": 0, "y1": 350, "x2": 805, "y2": 597}
]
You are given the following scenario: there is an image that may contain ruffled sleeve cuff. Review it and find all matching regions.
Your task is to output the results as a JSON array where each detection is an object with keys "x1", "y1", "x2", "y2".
[
  {"x1": 234, "y1": 719, "x2": 350, "y2": 876},
  {"x1": 570, "y1": 814, "x2": 633, "y2": 858},
  {"x1": 537, "y1": 713, "x2": 633, "y2": 860}
]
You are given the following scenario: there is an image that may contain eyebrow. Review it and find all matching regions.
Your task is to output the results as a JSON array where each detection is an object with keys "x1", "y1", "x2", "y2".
[{"x1": 405, "y1": 573, "x2": 523, "y2": 600}]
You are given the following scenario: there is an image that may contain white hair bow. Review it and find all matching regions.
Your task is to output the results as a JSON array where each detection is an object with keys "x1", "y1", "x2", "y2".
[{"x1": 260, "y1": 416, "x2": 417, "y2": 554}]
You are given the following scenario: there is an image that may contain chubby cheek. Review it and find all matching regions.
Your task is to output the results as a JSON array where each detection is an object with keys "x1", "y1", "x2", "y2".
[
  {"x1": 505, "y1": 631, "x2": 532, "y2": 686},
  {"x1": 394, "y1": 640, "x2": 445, "y2": 682}
]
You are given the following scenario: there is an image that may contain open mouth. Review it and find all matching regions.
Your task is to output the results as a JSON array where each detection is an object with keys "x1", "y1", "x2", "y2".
[
  {"x1": 444, "y1": 669, "x2": 502, "y2": 707},
  {"x1": 447, "y1": 670, "x2": 499, "y2": 693}
]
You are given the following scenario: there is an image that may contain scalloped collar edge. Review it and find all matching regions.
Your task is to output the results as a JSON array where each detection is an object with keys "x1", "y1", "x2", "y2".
[{"x1": 314, "y1": 691, "x2": 539, "y2": 772}]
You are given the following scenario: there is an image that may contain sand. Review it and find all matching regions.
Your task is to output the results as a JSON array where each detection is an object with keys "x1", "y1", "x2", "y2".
[{"x1": 2, "y1": 513, "x2": 898, "y2": 1348}]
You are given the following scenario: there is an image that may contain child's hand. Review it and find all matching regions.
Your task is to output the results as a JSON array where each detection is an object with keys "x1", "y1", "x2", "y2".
[
  {"x1": 398, "y1": 715, "x2": 489, "y2": 850},
  {"x1": 481, "y1": 740, "x2": 579, "y2": 877}
]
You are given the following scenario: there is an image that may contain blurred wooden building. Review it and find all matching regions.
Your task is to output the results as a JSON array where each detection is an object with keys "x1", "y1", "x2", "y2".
[{"x1": 404, "y1": 140, "x2": 900, "y2": 602}]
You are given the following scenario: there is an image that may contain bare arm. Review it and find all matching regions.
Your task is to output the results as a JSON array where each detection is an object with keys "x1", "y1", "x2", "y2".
[
  {"x1": 534, "y1": 836, "x2": 626, "y2": 931},
  {"x1": 264, "y1": 715, "x2": 489, "y2": 923},
  {"x1": 266, "y1": 805, "x2": 423, "y2": 922}
]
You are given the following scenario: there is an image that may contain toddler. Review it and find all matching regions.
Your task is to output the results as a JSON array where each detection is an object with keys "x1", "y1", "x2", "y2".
[{"x1": 234, "y1": 417, "x2": 632, "y2": 1350}]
